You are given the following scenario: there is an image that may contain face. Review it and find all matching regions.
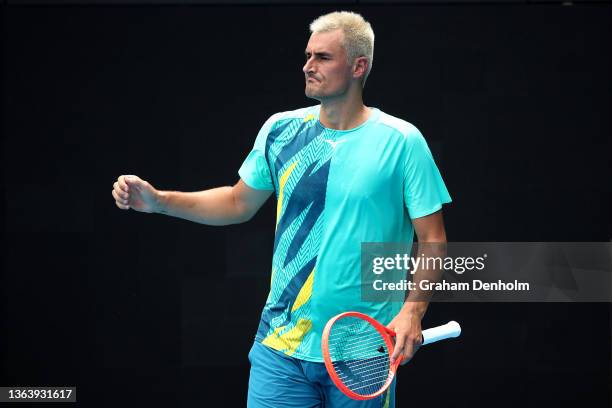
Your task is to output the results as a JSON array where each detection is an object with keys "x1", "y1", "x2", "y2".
[{"x1": 303, "y1": 30, "x2": 354, "y2": 101}]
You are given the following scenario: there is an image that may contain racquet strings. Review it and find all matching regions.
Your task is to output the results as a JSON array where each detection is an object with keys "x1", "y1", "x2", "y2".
[{"x1": 327, "y1": 316, "x2": 391, "y2": 396}]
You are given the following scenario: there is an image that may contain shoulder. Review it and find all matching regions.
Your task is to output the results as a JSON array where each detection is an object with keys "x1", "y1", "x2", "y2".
[
  {"x1": 263, "y1": 105, "x2": 320, "y2": 129},
  {"x1": 253, "y1": 105, "x2": 319, "y2": 146},
  {"x1": 373, "y1": 110, "x2": 424, "y2": 142}
]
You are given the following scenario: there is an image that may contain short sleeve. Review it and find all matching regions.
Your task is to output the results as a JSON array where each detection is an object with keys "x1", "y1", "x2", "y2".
[
  {"x1": 403, "y1": 127, "x2": 452, "y2": 219},
  {"x1": 238, "y1": 114, "x2": 277, "y2": 191}
]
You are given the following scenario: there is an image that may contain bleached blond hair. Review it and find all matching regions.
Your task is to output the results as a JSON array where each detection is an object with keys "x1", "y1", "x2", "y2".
[{"x1": 309, "y1": 11, "x2": 375, "y2": 87}]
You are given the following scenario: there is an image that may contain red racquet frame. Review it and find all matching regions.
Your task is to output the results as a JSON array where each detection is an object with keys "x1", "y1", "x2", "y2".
[{"x1": 321, "y1": 311, "x2": 403, "y2": 400}]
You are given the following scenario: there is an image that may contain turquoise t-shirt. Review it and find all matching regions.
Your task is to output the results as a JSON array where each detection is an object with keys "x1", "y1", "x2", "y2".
[{"x1": 238, "y1": 105, "x2": 451, "y2": 362}]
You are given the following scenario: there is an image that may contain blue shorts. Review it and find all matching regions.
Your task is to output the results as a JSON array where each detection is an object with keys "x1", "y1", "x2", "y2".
[{"x1": 247, "y1": 341, "x2": 396, "y2": 408}]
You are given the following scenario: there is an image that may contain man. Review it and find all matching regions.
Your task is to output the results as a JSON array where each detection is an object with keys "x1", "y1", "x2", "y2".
[{"x1": 112, "y1": 11, "x2": 450, "y2": 407}]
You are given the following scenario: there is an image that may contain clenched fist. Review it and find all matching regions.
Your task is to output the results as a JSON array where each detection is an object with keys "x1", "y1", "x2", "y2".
[{"x1": 112, "y1": 175, "x2": 160, "y2": 213}]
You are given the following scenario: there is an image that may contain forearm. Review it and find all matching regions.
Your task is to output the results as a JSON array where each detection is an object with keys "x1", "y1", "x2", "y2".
[
  {"x1": 400, "y1": 300, "x2": 429, "y2": 320},
  {"x1": 402, "y1": 240, "x2": 448, "y2": 319},
  {"x1": 155, "y1": 186, "x2": 250, "y2": 226}
]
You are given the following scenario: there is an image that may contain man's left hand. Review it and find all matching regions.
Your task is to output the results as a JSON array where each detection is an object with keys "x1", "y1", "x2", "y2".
[{"x1": 386, "y1": 309, "x2": 423, "y2": 365}]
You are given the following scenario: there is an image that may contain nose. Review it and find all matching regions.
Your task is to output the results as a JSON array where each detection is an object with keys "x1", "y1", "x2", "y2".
[{"x1": 303, "y1": 56, "x2": 314, "y2": 76}]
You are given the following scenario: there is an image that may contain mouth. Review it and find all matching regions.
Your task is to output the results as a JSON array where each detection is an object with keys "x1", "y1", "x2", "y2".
[{"x1": 306, "y1": 77, "x2": 319, "y2": 83}]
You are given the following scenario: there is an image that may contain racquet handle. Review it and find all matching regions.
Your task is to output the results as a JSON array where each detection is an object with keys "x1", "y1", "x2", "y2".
[{"x1": 422, "y1": 321, "x2": 461, "y2": 346}]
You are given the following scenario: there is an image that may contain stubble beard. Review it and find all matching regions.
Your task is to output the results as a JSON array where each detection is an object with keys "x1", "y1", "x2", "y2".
[
  {"x1": 304, "y1": 81, "x2": 323, "y2": 100},
  {"x1": 304, "y1": 81, "x2": 349, "y2": 103}
]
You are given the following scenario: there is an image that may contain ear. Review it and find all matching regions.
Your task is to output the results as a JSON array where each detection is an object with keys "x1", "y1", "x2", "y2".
[{"x1": 352, "y1": 56, "x2": 369, "y2": 81}]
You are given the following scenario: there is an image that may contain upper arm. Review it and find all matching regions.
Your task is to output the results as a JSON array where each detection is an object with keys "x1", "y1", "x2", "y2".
[
  {"x1": 232, "y1": 179, "x2": 273, "y2": 221},
  {"x1": 402, "y1": 126, "x2": 452, "y2": 219},
  {"x1": 412, "y1": 210, "x2": 447, "y2": 243}
]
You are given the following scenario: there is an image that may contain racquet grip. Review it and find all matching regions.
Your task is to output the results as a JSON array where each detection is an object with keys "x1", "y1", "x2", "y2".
[{"x1": 422, "y1": 321, "x2": 461, "y2": 346}]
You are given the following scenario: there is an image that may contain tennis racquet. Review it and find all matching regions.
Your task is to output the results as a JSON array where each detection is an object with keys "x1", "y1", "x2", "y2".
[{"x1": 321, "y1": 311, "x2": 461, "y2": 400}]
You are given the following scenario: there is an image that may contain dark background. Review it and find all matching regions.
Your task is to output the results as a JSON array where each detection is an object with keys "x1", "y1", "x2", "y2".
[{"x1": 1, "y1": 2, "x2": 611, "y2": 407}]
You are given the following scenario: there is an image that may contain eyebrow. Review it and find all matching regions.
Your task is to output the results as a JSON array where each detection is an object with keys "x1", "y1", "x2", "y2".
[{"x1": 305, "y1": 51, "x2": 333, "y2": 58}]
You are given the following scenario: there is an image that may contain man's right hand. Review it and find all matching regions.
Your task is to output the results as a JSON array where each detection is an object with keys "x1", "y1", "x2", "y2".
[
  {"x1": 111, "y1": 176, "x2": 272, "y2": 225},
  {"x1": 112, "y1": 175, "x2": 160, "y2": 213}
]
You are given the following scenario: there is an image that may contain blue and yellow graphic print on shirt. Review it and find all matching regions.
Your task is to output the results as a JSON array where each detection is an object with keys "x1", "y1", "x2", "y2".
[{"x1": 238, "y1": 105, "x2": 451, "y2": 362}]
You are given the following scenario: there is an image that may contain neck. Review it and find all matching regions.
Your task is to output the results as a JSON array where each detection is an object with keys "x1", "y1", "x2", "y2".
[{"x1": 318, "y1": 88, "x2": 370, "y2": 130}]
